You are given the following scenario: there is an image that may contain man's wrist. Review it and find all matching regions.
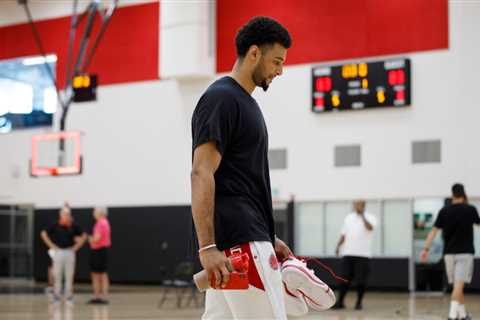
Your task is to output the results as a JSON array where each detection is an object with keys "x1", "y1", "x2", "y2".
[{"x1": 199, "y1": 243, "x2": 217, "y2": 253}]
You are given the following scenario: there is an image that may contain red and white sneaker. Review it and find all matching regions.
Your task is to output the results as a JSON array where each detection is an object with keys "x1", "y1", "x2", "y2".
[
  {"x1": 281, "y1": 256, "x2": 336, "y2": 311},
  {"x1": 283, "y1": 282, "x2": 308, "y2": 317}
]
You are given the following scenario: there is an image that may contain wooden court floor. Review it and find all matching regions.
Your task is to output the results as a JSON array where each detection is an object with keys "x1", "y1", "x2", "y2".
[{"x1": 1, "y1": 285, "x2": 479, "y2": 319}]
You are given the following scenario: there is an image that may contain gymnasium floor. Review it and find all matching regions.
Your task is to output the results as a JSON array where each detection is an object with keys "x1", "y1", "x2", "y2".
[{"x1": 1, "y1": 283, "x2": 479, "y2": 320}]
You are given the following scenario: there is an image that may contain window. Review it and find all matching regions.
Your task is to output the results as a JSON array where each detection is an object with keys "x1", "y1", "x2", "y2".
[
  {"x1": 0, "y1": 55, "x2": 57, "y2": 133},
  {"x1": 295, "y1": 202, "x2": 324, "y2": 256},
  {"x1": 383, "y1": 200, "x2": 412, "y2": 256}
]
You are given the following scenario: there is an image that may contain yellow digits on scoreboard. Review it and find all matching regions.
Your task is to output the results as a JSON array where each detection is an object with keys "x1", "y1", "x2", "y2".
[
  {"x1": 332, "y1": 95, "x2": 340, "y2": 107},
  {"x1": 362, "y1": 78, "x2": 368, "y2": 89},
  {"x1": 342, "y1": 65, "x2": 350, "y2": 79},
  {"x1": 350, "y1": 64, "x2": 357, "y2": 78},
  {"x1": 377, "y1": 90, "x2": 386, "y2": 103},
  {"x1": 73, "y1": 76, "x2": 83, "y2": 89},
  {"x1": 359, "y1": 63, "x2": 368, "y2": 77},
  {"x1": 72, "y1": 75, "x2": 91, "y2": 89},
  {"x1": 342, "y1": 63, "x2": 367, "y2": 79}
]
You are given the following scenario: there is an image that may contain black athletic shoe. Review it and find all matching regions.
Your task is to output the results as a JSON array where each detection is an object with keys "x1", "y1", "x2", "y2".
[
  {"x1": 332, "y1": 302, "x2": 345, "y2": 310},
  {"x1": 355, "y1": 302, "x2": 363, "y2": 310},
  {"x1": 460, "y1": 315, "x2": 472, "y2": 320},
  {"x1": 98, "y1": 299, "x2": 109, "y2": 305},
  {"x1": 87, "y1": 298, "x2": 102, "y2": 304}
]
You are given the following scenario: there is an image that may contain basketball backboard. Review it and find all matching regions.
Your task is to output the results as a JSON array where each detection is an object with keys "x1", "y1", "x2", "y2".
[{"x1": 30, "y1": 131, "x2": 82, "y2": 177}]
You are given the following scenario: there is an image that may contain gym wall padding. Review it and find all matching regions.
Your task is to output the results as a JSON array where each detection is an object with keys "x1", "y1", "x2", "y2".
[
  {"x1": 34, "y1": 206, "x2": 480, "y2": 289},
  {"x1": 216, "y1": 0, "x2": 449, "y2": 72},
  {"x1": 34, "y1": 205, "x2": 195, "y2": 283},
  {"x1": 0, "y1": 2, "x2": 159, "y2": 88}
]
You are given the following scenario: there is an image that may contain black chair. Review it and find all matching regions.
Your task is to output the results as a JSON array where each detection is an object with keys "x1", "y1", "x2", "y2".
[{"x1": 158, "y1": 261, "x2": 204, "y2": 308}]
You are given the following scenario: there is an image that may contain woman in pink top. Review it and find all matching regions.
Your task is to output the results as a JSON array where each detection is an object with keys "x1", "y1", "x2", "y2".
[{"x1": 88, "y1": 207, "x2": 111, "y2": 304}]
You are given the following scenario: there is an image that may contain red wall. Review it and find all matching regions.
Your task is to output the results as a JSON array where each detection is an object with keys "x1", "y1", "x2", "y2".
[
  {"x1": 216, "y1": 0, "x2": 449, "y2": 72},
  {"x1": 0, "y1": 2, "x2": 159, "y2": 87}
]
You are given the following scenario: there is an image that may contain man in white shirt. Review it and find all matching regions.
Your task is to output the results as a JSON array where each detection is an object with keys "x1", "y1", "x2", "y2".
[{"x1": 333, "y1": 200, "x2": 376, "y2": 310}]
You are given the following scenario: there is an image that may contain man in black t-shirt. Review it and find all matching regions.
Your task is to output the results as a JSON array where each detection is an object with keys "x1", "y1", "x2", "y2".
[
  {"x1": 191, "y1": 17, "x2": 294, "y2": 319},
  {"x1": 421, "y1": 184, "x2": 480, "y2": 320},
  {"x1": 41, "y1": 206, "x2": 87, "y2": 304}
]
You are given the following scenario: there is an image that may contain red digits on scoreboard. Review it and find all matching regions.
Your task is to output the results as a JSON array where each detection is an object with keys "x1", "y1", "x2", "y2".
[
  {"x1": 388, "y1": 70, "x2": 405, "y2": 86},
  {"x1": 397, "y1": 70, "x2": 405, "y2": 84},
  {"x1": 388, "y1": 70, "x2": 396, "y2": 85},
  {"x1": 396, "y1": 89, "x2": 405, "y2": 101},
  {"x1": 315, "y1": 77, "x2": 332, "y2": 92},
  {"x1": 315, "y1": 97, "x2": 324, "y2": 107}
]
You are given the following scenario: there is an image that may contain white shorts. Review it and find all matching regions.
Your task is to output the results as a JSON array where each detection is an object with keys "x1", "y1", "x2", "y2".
[
  {"x1": 444, "y1": 254, "x2": 474, "y2": 284},
  {"x1": 202, "y1": 241, "x2": 287, "y2": 320}
]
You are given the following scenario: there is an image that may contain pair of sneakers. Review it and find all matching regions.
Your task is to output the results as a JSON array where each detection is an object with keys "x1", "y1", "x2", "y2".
[
  {"x1": 281, "y1": 256, "x2": 336, "y2": 316},
  {"x1": 51, "y1": 295, "x2": 74, "y2": 306}
]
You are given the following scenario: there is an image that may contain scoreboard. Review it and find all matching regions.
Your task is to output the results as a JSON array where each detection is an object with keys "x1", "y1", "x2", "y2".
[
  {"x1": 72, "y1": 74, "x2": 98, "y2": 102},
  {"x1": 311, "y1": 58, "x2": 411, "y2": 113}
]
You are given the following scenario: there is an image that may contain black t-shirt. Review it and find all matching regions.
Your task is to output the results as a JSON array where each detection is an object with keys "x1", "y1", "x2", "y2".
[
  {"x1": 434, "y1": 203, "x2": 480, "y2": 254},
  {"x1": 46, "y1": 223, "x2": 83, "y2": 248},
  {"x1": 191, "y1": 76, "x2": 275, "y2": 251}
]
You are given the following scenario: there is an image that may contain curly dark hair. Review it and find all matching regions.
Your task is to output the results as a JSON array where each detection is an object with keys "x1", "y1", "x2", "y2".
[
  {"x1": 235, "y1": 16, "x2": 292, "y2": 57},
  {"x1": 452, "y1": 183, "x2": 467, "y2": 199}
]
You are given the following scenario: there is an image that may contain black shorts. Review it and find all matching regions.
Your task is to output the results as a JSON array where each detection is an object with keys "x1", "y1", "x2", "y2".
[{"x1": 90, "y1": 248, "x2": 109, "y2": 273}]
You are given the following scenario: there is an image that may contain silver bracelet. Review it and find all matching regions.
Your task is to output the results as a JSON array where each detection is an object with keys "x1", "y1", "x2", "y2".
[{"x1": 198, "y1": 243, "x2": 217, "y2": 253}]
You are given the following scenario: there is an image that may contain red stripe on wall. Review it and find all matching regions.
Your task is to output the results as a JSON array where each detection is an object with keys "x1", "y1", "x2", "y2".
[
  {"x1": 216, "y1": 0, "x2": 448, "y2": 72},
  {"x1": 0, "y1": 2, "x2": 159, "y2": 87}
]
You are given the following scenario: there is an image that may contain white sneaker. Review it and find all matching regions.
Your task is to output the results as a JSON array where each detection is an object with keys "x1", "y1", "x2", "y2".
[
  {"x1": 281, "y1": 257, "x2": 336, "y2": 311},
  {"x1": 283, "y1": 282, "x2": 308, "y2": 317},
  {"x1": 65, "y1": 296, "x2": 74, "y2": 306},
  {"x1": 50, "y1": 295, "x2": 61, "y2": 305},
  {"x1": 44, "y1": 287, "x2": 54, "y2": 296}
]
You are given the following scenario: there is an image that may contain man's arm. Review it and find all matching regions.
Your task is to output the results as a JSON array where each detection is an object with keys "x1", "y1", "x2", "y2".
[
  {"x1": 420, "y1": 227, "x2": 439, "y2": 262},
  {"x1": 274, "y1": 236, "x2": 292, "y2": 261},
  {"x1": 72, "y1": 232, "x2": 87, "y2": 252},
  {"x1": 360, "y1": 213, "x2": 373, "y2": 231},
  {"x1": 40, "y1": 230, "x2": 58, "y2": 250},
  {"x1": 191, "y1": 141, "x2": 231, "y2": 288},
  {"x1": 474, "y1": 207, "x2": 480, "y2": 226},
  {"x1": 335, "y1": 234, "x2": 345, "y2": 256}
]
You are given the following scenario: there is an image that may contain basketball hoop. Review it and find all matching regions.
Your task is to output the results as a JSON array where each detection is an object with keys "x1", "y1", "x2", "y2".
[{"x1": 30, "y1": 131, "x2": 83, "y2": 177}]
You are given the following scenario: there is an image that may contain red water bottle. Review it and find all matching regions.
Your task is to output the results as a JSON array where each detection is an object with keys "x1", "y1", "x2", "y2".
[{"x1": 193, "y1": 252, "x2": 250, "y2": 291}]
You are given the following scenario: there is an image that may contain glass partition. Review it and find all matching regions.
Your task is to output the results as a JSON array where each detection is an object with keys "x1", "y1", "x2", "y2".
[
  {"x1": 294, "y1": 197, "x2": 478, "y2": 259},
  {"x1": 384, "y1": 200, "x2": 412, "y2": 256},
  {"x1": 295, "y1": 202, "x2": 324, "y2": 256},
  {"x1": 325, "y1": 202, "x2": 351, "y2": 256},
  {"x1": 413, "y1": 198, "x2": 444, "y2": 263}
]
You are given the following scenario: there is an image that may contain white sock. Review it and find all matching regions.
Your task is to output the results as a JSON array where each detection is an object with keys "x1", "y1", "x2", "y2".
[
  {"x1": 457, "y1": 304, "x2": 467, "y2": 318},
  {"x1": 449, "y1": 301, "x2": 459, "y2": 319}
]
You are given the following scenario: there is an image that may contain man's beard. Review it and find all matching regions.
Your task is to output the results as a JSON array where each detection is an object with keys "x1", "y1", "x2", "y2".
[
  {"x1": 259, "y1": 80, "x2": 269, "y2": 92},
  {"x1": 252, "y1": 64, "x2": 269, "y2": 92}
]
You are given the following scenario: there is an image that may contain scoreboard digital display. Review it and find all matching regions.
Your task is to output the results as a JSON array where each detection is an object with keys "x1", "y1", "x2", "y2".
[{"x1": 311, "y1": 58, "x2": 411, "y2": 113}]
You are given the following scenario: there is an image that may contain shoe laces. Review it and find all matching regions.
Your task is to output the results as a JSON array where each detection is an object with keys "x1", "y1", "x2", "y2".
[{"x1": 291, "y1": 255, "x2": 348, "y2": 284}]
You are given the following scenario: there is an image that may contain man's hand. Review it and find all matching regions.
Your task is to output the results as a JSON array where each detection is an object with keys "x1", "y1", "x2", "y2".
[
  {"x1": 274, "y1": 237, "x2": 292, "y2": 262},
  {"x1": 421, "y1": 228, "x2": 438, "y2": 263},
  {"x1": 199, "y1": 248, "x2": 232, "y2": 289},
  {"x1": 420, "y1": 248, "x2": 429, "y2": 262}
]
